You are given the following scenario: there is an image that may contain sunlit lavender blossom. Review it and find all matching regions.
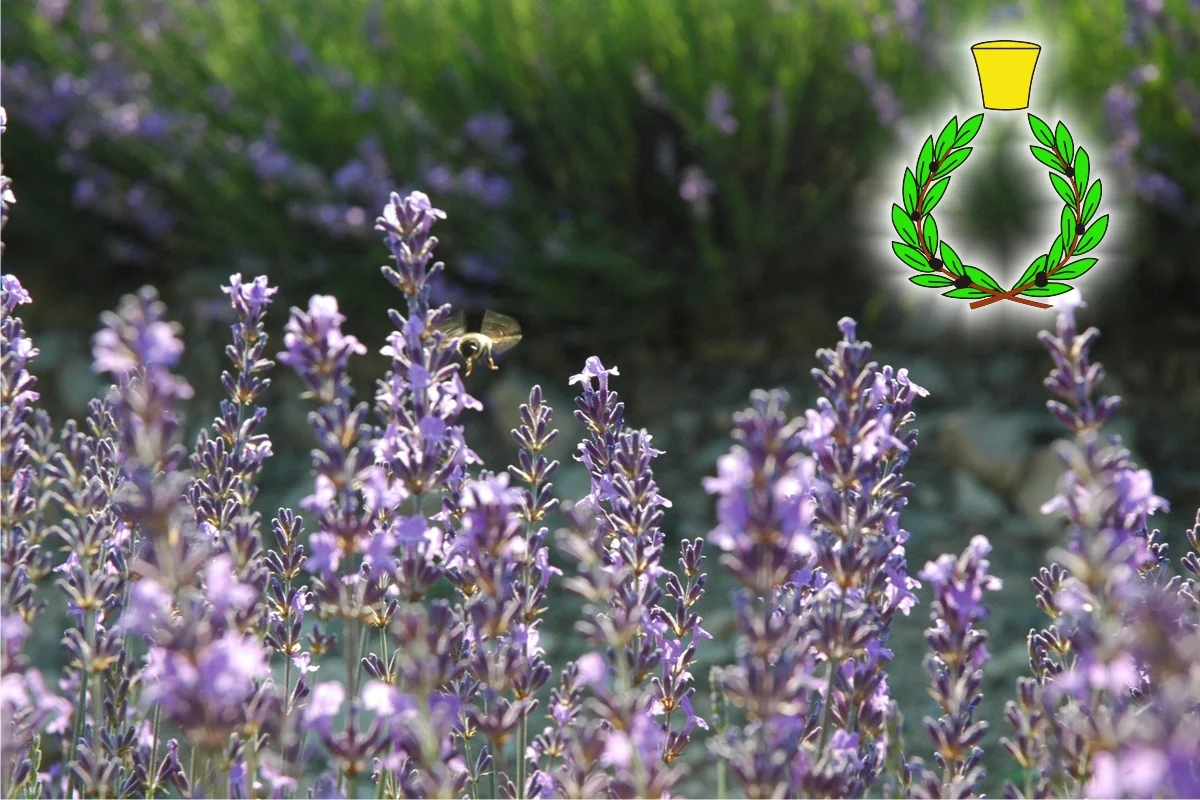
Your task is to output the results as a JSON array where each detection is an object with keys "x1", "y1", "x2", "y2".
[{"x1": 911, "y1": 536, "x2": 1002, "y2": 797}]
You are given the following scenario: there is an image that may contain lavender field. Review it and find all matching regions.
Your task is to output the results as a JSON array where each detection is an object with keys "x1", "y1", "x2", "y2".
[{"x1": 2, "y1": 1, "x2": 1199, "y2": 798}]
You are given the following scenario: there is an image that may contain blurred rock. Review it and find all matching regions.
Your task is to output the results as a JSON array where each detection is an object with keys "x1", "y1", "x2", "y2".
[
  {"x1": 1013, "y1": 445, "x2": 1069, "y2": 538},
  {"x1": 952, "y1": 469, "x2": 1007, "y2": 522},
  {"x1": 983, "y1": 354, "x2": 1026, "y2": 396},
  {"x1": 939, "y1": 410, "x2": 1050, "y2": 496},
  {"x1": 692, "y1": 437, "x2": 730, "y2": 473},
  {"x1": 32, "y1": 330, "x2": 75, "y2": 371},
  {"x1": 899, "y1": 509, "x2": 955, "y2": 549},
  {"x1": 913, "y1": 482, "x2": 944, "y2": 509},
  {"x1": 57, "y1": 353, "x2": 109, "y2": 418},
  {"x1": 902, "y1": 356, "x2": 953, "y2": 405},
  {"x1": 672, "y1": 409, "x2": 703, "y2": 451}
]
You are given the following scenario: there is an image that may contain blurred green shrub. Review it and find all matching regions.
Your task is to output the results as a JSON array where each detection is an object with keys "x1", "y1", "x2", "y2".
[{"x1": 2, "y1": 0, "x2": 1196, "y2": 354}]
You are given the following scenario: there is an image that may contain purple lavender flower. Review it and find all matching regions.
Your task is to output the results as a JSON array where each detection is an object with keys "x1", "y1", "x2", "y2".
[
  {"x1": 556, "y1": 356, "x2": 707, "y2": 795},
  {"x1": 464, "y1": 112, "x2": 515, "y2": 150},
  {"x1": 705, "y1": 389, "x2": 824, "y2": 798},
  {"x1": 376, "y1": 190, "x2": 447, "y2": 309},
  {"x1": 0, "y1": 107, "x2": 14, "y2": 246},
  {"x1": 705, "y1": 84, "x2": 739, "y2": 135},
  {"x1": 679, "y1": 165, "x2": 715, "y2": 219},
  {"x1": 278, "y1": 295, "x2": 366, "y2": 405},
  {"x1": 912, "y1": 536, "x2": 1002, "y2": 796},
  {"x1": 998, "y1": 301, "x2": 1197, "y2": 798}
]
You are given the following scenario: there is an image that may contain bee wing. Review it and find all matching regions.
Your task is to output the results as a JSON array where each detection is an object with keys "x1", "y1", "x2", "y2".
[
  {"x1": 436, "y1": 310, "x2": 468, "y2": 340},
  {"x1": 480, "y1": 310, "x2": 523, "y2": 355}
]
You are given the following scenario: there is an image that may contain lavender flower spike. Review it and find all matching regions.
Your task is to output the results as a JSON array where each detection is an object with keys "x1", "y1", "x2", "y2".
[{"x1": 914, "y1": 535, "x2": 1002, "y2": 797}]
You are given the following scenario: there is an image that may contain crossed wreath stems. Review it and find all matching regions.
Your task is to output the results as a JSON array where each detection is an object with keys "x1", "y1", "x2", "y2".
[{"x1": 893, "y1": 113, "x2": 1108, "y2": 310}]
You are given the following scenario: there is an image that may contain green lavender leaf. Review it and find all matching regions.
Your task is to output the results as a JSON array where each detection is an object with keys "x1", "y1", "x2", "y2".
[
  {"x1": 1074, "y1": 147, "x2": 1090, "y2": 192},
  {"x1": 911, "y1": 274, "x2": 953, "y2": 288},
  {"x1": 1028, "y1": 113, "x2": 1055, "y2": 148},
  {"x1": 1015, "y1": 254, "x2": 1049, "y2": 288},
  {"x1": 893, "y1": 242, "x2": 932, "y2": 271},
  {"x1": 922, "y1": 215, "x2": 939, "y2": 254},
  {"x1": 939, "y1": 241, "x2": 965, "y2": 276},
  {"x1": 916, "y1": 136, "x2": 935, "y2": 184},
  {"x1": 1061, "y1": 206, "x2": 1076, "y2": 248},
  {"x1": 1054, "y1": 122, "x2": 1074, "y2": 165},
  {"x1": 1049, "y1": 174, "x2": 1076, "y2": 206},
  {"x1": 933, "y1": 148, "x2": 971, "y2": 180},
  {"x1": 964, "y1": 266, "x2": 1002, "y2": 291},
  {"x1": 953, "y1": 114, "x2": 984, "y2": 148},
  {"x1": 892, "y1": 204, "x2": 919, "y2": 247},
  {"x1": 1030, "y1": 146, "x2": 1066, "y2": 173},
  {"x1": 935, "y1": 117, "x2": 958, "y2": 160},
  {"x1": 1022, "y1": 282, "x2": 1074, "y2": 297},
  {"x1": 1054, "y1": 258, "x2": 1098, "y2": 280},
  {"x1": 1074, "y1": 215, "x2": 1109, "y2": 255},
  {"x1": 1081, "y1": 180, "x2": 1103, "y2": 225},
  {"x1": 902, "y1": 168, "x2": 919, "y2": 216},
  {"x1": 943, "y1": 286, "x2": 990, "y2": 299},
  {"x1": 922, "y1": 177, "x2": 951, "y2": 215}
]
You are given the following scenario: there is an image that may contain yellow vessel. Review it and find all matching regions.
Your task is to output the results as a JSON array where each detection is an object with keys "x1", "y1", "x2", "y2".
[{"x1": 971, "y1": 40, "x2": 1041, "y2": 110}]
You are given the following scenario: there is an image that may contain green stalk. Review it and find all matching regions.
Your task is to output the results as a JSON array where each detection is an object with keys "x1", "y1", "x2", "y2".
[
  {"x1": 146, "y1": 702, "x2": 163, "y2": 795},
  {"x1": 188, "y1": 745, "x2": 197, "y2": 798},
  {"x1": 464, "y1": 731, "x2": 480, "y2": 800},
  {"x1": 67, "y1": 608, "x2": 97, "y2": 796},
  {"x1": 245, "y1": 735, "x2": 258, "y2": 800},
  {"x1": 515, "y1": 466, "x2": 542, "y2": 800}
]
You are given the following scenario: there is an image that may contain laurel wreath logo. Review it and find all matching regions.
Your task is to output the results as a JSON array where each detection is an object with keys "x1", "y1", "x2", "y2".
[{"x1": 891, "y1": 113, "x2": 1108, "y2": 310}]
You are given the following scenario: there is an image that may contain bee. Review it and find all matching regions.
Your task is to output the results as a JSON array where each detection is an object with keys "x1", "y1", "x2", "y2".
[{"x1": 438, "y1": 309, "x2": 523, "y2": 376}]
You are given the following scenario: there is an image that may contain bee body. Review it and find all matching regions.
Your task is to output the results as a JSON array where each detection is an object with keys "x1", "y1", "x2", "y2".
[{"x1": 438, "y1": 310, "x2": 522, "y2": 376}]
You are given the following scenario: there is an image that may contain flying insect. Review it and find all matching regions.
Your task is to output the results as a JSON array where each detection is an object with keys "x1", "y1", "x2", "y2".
[{"x1": 438, "y1": 310, "x2": 523, "y2": 376}]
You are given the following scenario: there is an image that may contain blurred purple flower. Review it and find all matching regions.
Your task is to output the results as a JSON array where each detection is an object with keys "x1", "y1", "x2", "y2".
[
  {"x1": 705, "y1": 84, "x2": 739, "y2": 135},
  {"x1": 464, "y1": 112, "x2": 514, "y2": 149}
]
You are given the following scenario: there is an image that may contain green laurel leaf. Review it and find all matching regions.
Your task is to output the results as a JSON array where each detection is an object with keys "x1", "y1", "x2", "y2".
[
  {"x1": 943, "y1": 286, "x2": 990, "y2": 299},
  {"x1": 1015, "y1": 254, "x2": 1049, "y2": 289},
  {"x1": 935, "y1": 117, "x2": 958, "y2": 160},
  {"x1": 939, "y1": 241, "x2": 965, "y2": 277},
  {"x1": 916, "y1": 136, "x2": 935, "y2": 184},
  {"x1": 1028, "y1": 114, "x2": 1055, "y2": 148},
  {"x1": 1049, "y1": 174, "x2": 1076, "y2": 206},
  {"x1": 911, "y1": 274, "x2": 953, "y2": 288},
  {"x1": 902, "y1": 168, "x2": 919, "y2": 216},
  {"x1": 923, "y1": 215, "x2": 939, "y2": 254},
  {"x1": 1054, "y1": 258, "x2": 1098, "y2": 280},
  {"x1": 1054, "y1": 122, "x2": 1074, "y2": 165},
  {"x1": 1081, "y1": 180, "x2": 1103, "y2": 225},
  {"x1": 1061, "y1": 206, "x2": 1077, "y2": 248},
  {"x1": 1031, "y1": 146, "x2": 1067, "y2": 173},
  {"x1": 964, "y1": 266, "x2": 1002, "y2": 291},
  {"x1": 933, "y1": 148, "x2": 971, "y2": 180},
  {"x1": 1022, "y1": 282, "x2": 1074, "y2": 297},
  {"x1": 953, "y1": 114, "x2": 984, "y2": 148},
  {"x1": 1075, "y1": 215, "x2": 1109, "y2": 255},
  {"x1": 893, "y1": 242, "x2": 932, "y2": 271},
  {"x1": 892, "y1": 204, "x2": 919, "y2": 247},
  {"x1": 1075, "y1": 148, "x2": 1090, "y2": 192},
  {"x1": 922, "y1": 177, "x2": 951, "y2": 215},
  {"x1": 1048, "y1": 234, "x2": 1065, "y2": 269}
]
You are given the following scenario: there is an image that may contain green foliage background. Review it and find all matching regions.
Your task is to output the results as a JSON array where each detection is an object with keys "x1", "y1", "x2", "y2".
[{"x1": 5, "y1": 0, "x2": 1196, "y2": 364}]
